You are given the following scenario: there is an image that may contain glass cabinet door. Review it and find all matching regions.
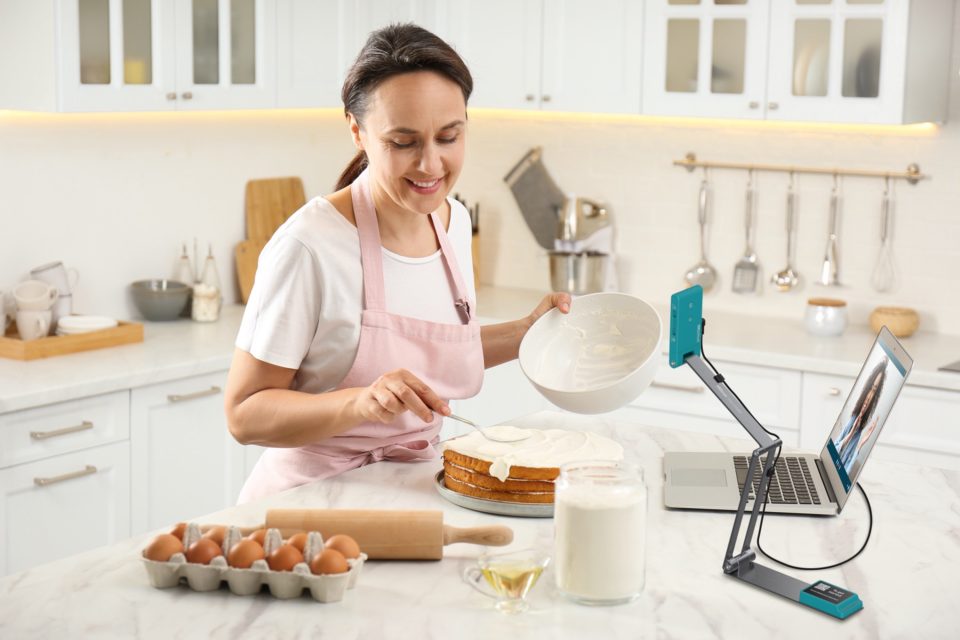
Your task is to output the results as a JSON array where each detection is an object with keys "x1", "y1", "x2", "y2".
[
  {"x1": 765, "y1": 0, "x2": 905, "y2": 124},
  {"x1": 643, "y1": 0, "x2": 771, "y2": 119},
  {"x1": 59, "y1": 0, "x2": 174, "y2": 112},
  {"x1": 173, "y1": 0, "x2": 275, "y2": 109}
]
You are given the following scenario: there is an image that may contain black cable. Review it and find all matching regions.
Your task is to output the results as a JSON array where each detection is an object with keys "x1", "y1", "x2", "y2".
[
  {"x1": 699, "y1": 318, "x2": 874, "y2": 570},
  {"x1": 758, "y1": 483, "x2": 874, "y2": 571}
]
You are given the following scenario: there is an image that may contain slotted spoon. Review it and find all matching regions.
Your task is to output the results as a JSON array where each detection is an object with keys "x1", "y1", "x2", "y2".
[{"x1": 732, "y1": 172, "x2": 760, "y2": 293}]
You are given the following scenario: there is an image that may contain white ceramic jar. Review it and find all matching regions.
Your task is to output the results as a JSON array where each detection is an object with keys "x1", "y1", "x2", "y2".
[
  {"x1": 804, "y1": 298, "x2": 848, "y2": 337},
  {"x1": 554, "y1": 460, "x2": 646, "y2": 605}
]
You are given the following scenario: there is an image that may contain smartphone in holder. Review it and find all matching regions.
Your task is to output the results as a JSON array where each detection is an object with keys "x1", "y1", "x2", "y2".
[{"x1": 670, "y1": 285, "x2": 703, "y2": 368}]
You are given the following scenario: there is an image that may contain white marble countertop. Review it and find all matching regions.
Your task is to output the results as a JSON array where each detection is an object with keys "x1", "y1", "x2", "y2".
[
  {"x1": 1, "y1": 411, "x2": 957, "y2": 639},
  {"x1": 2, "y1": 286, "x2": 959, "y2": 415}
]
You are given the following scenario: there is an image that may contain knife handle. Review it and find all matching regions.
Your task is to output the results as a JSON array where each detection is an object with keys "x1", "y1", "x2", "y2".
[{"x1": 442, "y1": 524, "x2": 513, "y2": 547}]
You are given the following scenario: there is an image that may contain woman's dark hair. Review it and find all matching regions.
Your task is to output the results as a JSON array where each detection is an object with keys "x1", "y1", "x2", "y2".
[
  {"x1": 852, "y1": 359, "x2": 887, "y2": 431},
  {"x1": 335, "y1": 23, "x2": 473, "y2": 191}
]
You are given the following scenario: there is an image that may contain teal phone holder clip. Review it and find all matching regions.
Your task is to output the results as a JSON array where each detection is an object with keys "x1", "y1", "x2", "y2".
[{"x1": 669, "y1": 285, "x2": 863, "y2": 620}]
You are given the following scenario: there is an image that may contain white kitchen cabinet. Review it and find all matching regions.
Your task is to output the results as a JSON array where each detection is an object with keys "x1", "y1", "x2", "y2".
[
  {"x1": 443, "y1": 0, "x2": 643, "y2": 114},
  {"x1": 801, "y1": 372, "x2": 960, "y2": 471},
  {"x1": 0, "y1": 441, "x2": 130, "y2": 576},
  {"x1": 130, "y1": 370, "x2": 245, "y2": 535},
  {"x1": 643, "y1": 0, "x2": 770, "y2": 120},
  {"x1": 610, "y1": 355, "x2": 802, "y2": 446},
  {"x1": 643, "y1": 0, "x2": 953, "y2": 124},
  {"x1": 540, "y1": 0, "x2": 644, "y2": 114},
  {"x1": 0, "y1": 0, "x2": 275, "y2": 112}
]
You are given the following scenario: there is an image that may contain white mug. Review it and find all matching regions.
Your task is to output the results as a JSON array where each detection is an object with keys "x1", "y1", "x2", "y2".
[
  {"x1": 51, "y1": 293, "x2": 73, "y2": 332},
  {"x1": 30, "y1": 261, "x2": 80, "y2": 295},
  {"x1": 16, "y1": 309, "x2": 52, "y2": 341},
  {"x1": 14, "y1": 280, "x2": 59, "y2": 311}
]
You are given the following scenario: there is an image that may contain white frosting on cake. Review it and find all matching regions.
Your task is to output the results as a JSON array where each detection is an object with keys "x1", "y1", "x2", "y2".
[{"x1": 439, "y1": 427, "x2": 624, "y2": 482}]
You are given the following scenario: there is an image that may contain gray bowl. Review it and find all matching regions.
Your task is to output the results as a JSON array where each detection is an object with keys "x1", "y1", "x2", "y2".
[{"x1": 130, "y1": 279, "x2": 191, "y2": 321}]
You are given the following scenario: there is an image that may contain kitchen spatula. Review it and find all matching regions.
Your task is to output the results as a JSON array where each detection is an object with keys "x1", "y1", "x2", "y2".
[{"x1": 732, "y1": 173, "x2": 759, "y2": 293}]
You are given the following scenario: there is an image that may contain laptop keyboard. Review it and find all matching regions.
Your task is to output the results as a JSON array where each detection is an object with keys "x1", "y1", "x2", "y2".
[{"x1": 733, "y1": 455, "x2": 821, "y2": 505}]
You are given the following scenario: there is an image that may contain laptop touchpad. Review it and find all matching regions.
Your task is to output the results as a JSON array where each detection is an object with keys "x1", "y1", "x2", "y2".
[{"x1": 671, "y1": 468, "x2": 727, "y2": 487}]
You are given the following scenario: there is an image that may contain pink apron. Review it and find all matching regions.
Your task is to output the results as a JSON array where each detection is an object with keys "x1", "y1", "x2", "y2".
[{"x1": 237, "y1": 169, "x2": 484, "y2": 504}]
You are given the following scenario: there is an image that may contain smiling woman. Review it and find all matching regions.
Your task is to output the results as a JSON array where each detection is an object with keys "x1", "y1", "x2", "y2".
[{"x1": 224, "y1": 23, "x2": 570, "y2": 504}]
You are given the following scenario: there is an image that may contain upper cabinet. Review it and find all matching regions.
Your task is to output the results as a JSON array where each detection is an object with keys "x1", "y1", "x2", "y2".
[
  {"x1": 0, "y1": 0, "x2": 275, "y2": 112},
  {"x1": 643, "y1": 0, "x2": 953, "y2": 124},
  {"x1": 441, "y1": 0, "x2": 643, "y2": 113}
]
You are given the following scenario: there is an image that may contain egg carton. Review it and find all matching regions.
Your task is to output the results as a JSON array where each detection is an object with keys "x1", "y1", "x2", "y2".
[{"x1": 141, "y1": 523, "x2": 366, "y2": 603}]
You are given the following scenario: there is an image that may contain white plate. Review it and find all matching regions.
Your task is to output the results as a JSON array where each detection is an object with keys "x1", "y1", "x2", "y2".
[
  {"x1": 56, "y1": 315, "x2": 118, "y2": 334},
  {"x1": 804, "y1": 43, "x2": 829, "y2": 97},
  {"x1": 433, "y1": 470, "x2": 554, "y2": 518}
]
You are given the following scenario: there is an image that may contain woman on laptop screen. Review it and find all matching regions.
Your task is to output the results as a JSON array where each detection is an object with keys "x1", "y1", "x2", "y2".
[{"x1": 834, "y1": 358, "x2": 887, "y2": 474}]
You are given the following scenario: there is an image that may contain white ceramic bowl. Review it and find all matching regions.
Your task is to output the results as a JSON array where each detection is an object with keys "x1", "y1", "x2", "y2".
[{"x1": 519, "y1": 292, "x2": 662, "y2": 414}]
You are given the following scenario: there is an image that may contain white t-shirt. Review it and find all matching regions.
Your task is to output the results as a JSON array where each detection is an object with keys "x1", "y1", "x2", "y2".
[{"x1": 235, "y1": 196, "x2": 476, "y2": 394}]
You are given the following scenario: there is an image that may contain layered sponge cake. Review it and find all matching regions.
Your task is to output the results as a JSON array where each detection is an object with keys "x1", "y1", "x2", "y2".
[{"x1": 439, "y1": 427, "x2": 623, "y2": 504}]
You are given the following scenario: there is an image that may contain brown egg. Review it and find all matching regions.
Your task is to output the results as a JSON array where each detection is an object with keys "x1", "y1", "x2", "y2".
[
  {"x1": 324, "y1": 534, "x2": 361, "y2": 560},
  {"x1": 286, "y1": 532, "x2": 308, "y2": 552},
  {"x1": 144, "y1": 534, "x2": 184, "y2": 562},
  {"x1": 202, "y1": 525, "x2": 226, "y2": 546},
  {"x1": 185, "y1": 538, "x2": 223, "y2": 565},
  {"x1": 267, "y1": 544, "x2": 304, "y2": 572},
  {"x1": 227, "y1": 539, "x2": 265, "y2": 569},
  {"x1": 246, "y1": 528, "x2": 267, "y2": 546},
  {"x1": 310, "y1": 548, "x2": 349, "y2": 575},
  {"x1": 169, "y1": 522, "x2": 187, "y2": 540}
]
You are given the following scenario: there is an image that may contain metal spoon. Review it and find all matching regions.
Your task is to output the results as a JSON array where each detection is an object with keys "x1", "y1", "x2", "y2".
[
  {"x1": 684, "y1": 178, "x2": 718, "y2": 293},
  {"x1": 447, "y1": 414, "x2": 531, "y2": 443},
  {"x1": 772, "y1": 177, "x2": 800, "y2": 291}
]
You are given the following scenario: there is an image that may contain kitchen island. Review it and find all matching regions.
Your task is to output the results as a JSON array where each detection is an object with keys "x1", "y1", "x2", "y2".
[{"x1": 1, "y1": 411, "x2": 957, "y2": 639}]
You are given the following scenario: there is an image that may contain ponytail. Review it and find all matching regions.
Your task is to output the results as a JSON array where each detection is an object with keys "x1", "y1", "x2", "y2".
[{"x1": 335, "y1": 151, "x2": 368, "y2": 191}]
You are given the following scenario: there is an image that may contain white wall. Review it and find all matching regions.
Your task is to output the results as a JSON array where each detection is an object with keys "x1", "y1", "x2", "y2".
[{"x1": 2, "y1": 16, "x2": 959, "y2": 335}]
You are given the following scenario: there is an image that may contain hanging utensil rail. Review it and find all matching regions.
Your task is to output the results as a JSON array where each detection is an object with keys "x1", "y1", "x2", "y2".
[{"x1": 674, "y1": 152, "x2": 927, "y2": 184}]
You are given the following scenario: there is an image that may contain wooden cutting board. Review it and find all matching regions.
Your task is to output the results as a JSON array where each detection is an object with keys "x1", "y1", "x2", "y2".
[
  {"x1": 244, "y1": 177, "x2": 306, "y2": 244},
  {"x1": 235, "y1": 239, "x2": 266, "y2": 304}
]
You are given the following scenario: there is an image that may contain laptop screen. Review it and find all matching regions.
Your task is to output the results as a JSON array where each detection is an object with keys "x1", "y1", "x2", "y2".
[{"x1": 822, "y1": 328, "x2": 912, "y2": 500}]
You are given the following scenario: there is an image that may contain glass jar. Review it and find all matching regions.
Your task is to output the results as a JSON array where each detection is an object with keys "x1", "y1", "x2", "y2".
[
  {"x1": 554, "y1": 460, "x2": 646, "y2": 605},
  {"x1": 192, "y1": 246, "x2": 221, "y2": 322}
]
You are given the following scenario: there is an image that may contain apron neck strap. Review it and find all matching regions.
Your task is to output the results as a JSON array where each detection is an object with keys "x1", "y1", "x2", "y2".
[{"x1": 350, "y1": 169, "x2": 472, "y2": 321}]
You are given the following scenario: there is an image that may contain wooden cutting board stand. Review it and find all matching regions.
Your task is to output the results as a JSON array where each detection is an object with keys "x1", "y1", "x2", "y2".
[{"x1": 236, "y1": 177, "x2": 306, "y2": 303}]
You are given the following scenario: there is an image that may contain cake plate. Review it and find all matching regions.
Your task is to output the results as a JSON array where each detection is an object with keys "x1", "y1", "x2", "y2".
[{"x1": 433, "y1": 471, "x2": 554, "y2": 518}]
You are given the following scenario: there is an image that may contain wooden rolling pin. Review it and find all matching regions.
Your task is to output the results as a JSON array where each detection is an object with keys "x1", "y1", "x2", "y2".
[{"x1": 260, "y1": 509, "x2": 513, "y2": 560}]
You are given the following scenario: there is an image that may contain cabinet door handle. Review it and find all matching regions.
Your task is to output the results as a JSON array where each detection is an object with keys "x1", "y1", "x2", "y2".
[
  {"x1": 748, "y1": 101, "x2": 759, "y2": 109},
  {"x1": 167, "y1": 386, "x2": 221, "y2": 403},
  {"x1": 34, "y1": 465, "x2": 98, "y2": 487},
  {"x1": 651, "y1": 381, "x2": 705, "y2": 394},
  {"x1": 827, "y1": 387, "x2": 842, "y2": 396},
  {"x1": 542, "y1": 94, "x2": 552, "y2": 102},
  {"x1": 181, "y1": 91, "x2": 193, "y2": 100},
  {"x1": 768, "y1": 101, "x2": 779, "y2": 110},
  {"x1": 31, "y1": 420, "x2": 94, "y2": 440},
  {"x1": 165, "y1": 92, "x2": 177, "y2": 100},
  {"x1": 525, "y1": 94, "x2": 535, "y2": 102}
]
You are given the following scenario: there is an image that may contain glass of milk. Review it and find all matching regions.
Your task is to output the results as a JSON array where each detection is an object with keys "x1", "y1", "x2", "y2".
[{"x1": 554, "y1": 460, "x2": 646, "y2": 605}]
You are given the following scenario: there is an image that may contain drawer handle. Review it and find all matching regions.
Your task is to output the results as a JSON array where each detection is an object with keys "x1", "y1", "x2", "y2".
[
  {"x1": 167, "y1": 386, "x2": 222, "y2": 403},
  {"x1": 31, "y1": 420, "x2": 94, "y2": 440},
  {"x1": 651, "y1": 381, "x2": 705, "y2": 394},
  {"x1": 828, "y1": 387, "x2": 842, "y2": 396},
  {"x1": 34, "y1": 465, "x2": 98, "y2": 487}
]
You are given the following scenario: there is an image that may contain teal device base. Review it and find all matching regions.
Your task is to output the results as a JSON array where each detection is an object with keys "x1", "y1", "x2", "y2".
[{"x1": 799, "y1": 580, "x2": 864, "y2": 619}]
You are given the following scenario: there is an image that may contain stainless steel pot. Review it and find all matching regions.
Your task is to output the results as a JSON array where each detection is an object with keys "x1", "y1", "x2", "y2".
[{"x1": 549, "y1": 251, "x2": 608, "y2": 295}]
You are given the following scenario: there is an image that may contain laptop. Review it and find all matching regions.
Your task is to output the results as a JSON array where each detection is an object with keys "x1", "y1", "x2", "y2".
[{"x1": 664, "y1": 326, "x2": 913, "y2": 516}]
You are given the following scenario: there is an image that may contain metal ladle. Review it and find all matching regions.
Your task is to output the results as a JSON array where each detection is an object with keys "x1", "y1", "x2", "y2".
[
  {"x1": 447, "y1": 414, "x2": 531, "y2": 443},
  {"x1": 772, "y1": 174, "x2": 800, "y2": 291},
  {"x1": 684, "y1": 176, "x2": 718, "y2": 293}
]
